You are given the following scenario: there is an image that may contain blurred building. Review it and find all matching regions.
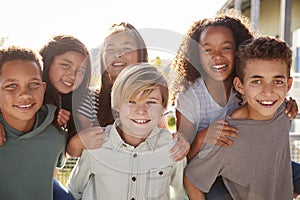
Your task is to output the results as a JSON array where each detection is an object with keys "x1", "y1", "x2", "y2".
[{"x1": 220, "y1": 0, "x2": 300, "y2": 73}]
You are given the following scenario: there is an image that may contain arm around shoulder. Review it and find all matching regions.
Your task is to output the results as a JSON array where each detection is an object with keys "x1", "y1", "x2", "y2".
[{"x1": 66, "y1": 134, "x2": 85, "y2": 157}]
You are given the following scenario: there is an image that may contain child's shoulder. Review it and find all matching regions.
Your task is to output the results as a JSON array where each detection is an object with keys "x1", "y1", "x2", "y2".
[
  {"x1": 155, "y1": 128, "x2": 174, "y2": 146},
  {"x1": 229, "y1": 105, "x2": 248, "y2": 120}
]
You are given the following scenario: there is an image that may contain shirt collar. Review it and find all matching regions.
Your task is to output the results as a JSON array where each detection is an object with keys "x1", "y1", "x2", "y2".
[{"x1": 108, "y1": 119, "x2": 162, "y2": 152}]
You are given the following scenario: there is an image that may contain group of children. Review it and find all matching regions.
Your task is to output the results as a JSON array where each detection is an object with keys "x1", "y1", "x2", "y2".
[{"x1": 0, "y1": 9, "x2": 299, "y2": 200}]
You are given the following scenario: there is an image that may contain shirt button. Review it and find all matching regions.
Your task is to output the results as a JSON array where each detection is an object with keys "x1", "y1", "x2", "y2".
[
  {"x1": 132, "y1": 176, "x2": 136, "y2": 181},
  {"x1": 159, "y1": 171, "x2": 164, "y2": 175},
  {"x1": 131, "y1": 198, "x2": 135, "y2": 200},
  {"x1": 133, "y1": 153, "x2": 137, "y2": 158}
]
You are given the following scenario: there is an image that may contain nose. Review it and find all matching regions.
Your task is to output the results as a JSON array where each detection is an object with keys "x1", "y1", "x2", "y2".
[
  {"x1": 262, "y1": 83, "x2": 274, "y2": 95},
  {"x1": 115, "y1": 49, "x2": 123, "y2": 58},
  {"x1": 134, "y1": 103, "x2": 147, "y2": 114},
  {"x1": 19, "y1": 86, "x2": 32, "y2": 99},
  {"x1": 67, "y1": 67, "x2": 76, "y2": 79},
  {"x1": 211, "y1": 50, "x2": 223, "y2": 60}
]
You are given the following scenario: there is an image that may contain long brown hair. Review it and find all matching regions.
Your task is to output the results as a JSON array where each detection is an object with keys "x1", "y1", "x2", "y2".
[
  {"x1": 40, "y1": 35, "x2": 92, "y2": 136},
  {"x1": 97, "y1": 22, "x2": 148, "y2": 126}
]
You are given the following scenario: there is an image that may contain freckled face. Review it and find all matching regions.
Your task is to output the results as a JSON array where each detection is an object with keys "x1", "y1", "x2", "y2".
[
  {"x1": 49, "y1": 51, "x2": 86, "y2": 94},
  {"x1": 199, "y1": 26, "x2": 236, "y2": 82},
  {"x1": 234, "y1": 59, "x2": 292, "y2": 120}
]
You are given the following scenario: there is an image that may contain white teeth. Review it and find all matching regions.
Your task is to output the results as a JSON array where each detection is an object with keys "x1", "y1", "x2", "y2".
[
  {"x1": 260, "y1": 101, "x2": 273, "y2": 105},
  {"x1": 212, "y1": 64, "x2": 226, "y2": 69},
  {"x1": 19, "y1": 104, "x2": 32, "y2": 108},
  {"x1": 134, "y1": 119, "x2": 148, "y2": 123},
  {"x1": 113, "y1": 62, "x2": 125, "y2": 66},
  {"x1": 62, "y1": 80, "x2": 73, "y2": 86}
]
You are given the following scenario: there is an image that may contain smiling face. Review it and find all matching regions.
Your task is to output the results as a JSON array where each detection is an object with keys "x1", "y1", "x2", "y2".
[
  {"x1": 0, "y1": 60, "x2": 46, "y2": 129},
  {"x1": 102, "y1": 31, "x2": 139, "y2": 82},
  {"x1": 234, "y1": 59, "x2": 292, "y2": 120},
  {"x1": 48, "y1": 51, "x2": 86, "y2": 94},
  {"x1": 199, "y1": 26, "x2": 235, "y2": 83},
  {"x1": 118, "y1": 87, "x2": 165, "y2": 144}
]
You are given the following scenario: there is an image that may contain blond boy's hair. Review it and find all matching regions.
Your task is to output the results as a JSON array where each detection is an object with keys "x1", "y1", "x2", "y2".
[{"x1": 111, "y1": 63, "x2": 168, "y2": 111}]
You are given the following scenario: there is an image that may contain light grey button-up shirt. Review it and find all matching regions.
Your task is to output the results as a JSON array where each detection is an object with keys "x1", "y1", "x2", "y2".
[{"x1": 68, "y1": 119, "x2": 188, "y2": 200}]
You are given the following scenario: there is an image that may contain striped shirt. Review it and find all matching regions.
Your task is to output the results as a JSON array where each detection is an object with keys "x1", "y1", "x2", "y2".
[{"x1": 77, "y1": 90, "x2": 99, "y2": 123}]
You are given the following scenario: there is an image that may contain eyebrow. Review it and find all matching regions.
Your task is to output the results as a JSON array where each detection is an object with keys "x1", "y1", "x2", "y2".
[
  {"x1": 60, "y1": 58, "x2": 73, "y2": 64},
  {"x1": 3, "y1": 77, "x2": 42, "y2": 83},
  {"x1": 106, "y1": 41, "x2": 135, "y2": 46},
  {"x1": 201, "y1": 41, "x2": 234, "y2": 47},
  {"x1": 148, "y1": 96, "x2": 162, "y2": 101},
  {"x1": 249, "y1": 75, "x2": 287, "y2": 79},
  {"x1": 60, "y1": 58, "x2": 84, "y2": 68}
]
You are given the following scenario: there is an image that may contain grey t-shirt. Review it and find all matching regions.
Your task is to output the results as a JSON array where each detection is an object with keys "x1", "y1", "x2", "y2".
[{"x1": 185, "y1": 103, "x2": 293, "y2": 200}]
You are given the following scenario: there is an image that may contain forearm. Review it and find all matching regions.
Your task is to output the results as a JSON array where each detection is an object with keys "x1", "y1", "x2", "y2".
[
  {"x1": 66, "y1": 134, "x2": 84, "y2": 157},
  {"x1": 187, "y1": 129, "x2": 206, "y2": 162},
  {"x1": 183, "y1": 174, "x2": 206, "y2": 200}
]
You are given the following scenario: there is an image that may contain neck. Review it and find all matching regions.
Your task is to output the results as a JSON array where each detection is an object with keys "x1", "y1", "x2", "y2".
[
  {"x1": 116, "y1": 126, "x2": 146, "y2": 148},
  {"x1": 231, "y1": 104, "x2": 276, "y2": 120},
  {"x1": 203, "y1": 75, "x2": 233, "y2": 107},
  {"x1": 2, "y1": 116, "x2": 36, "y2": 133}
]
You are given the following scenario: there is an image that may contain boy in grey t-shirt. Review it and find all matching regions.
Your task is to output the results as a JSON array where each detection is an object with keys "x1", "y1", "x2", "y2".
[{"x1": 185, "y1": 36, "x2": 294, "y2": 200}]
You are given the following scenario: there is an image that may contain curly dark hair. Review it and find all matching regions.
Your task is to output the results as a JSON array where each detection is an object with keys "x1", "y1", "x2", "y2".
[
  {"x1": 170, "y1": 9, "x2": 254, "y2": 104},
  {"x1": 234, "y1": 36, "x2": 292, "y2": 104},
  {"x1": 0, "y1": 46, "x2": 42, "y2": 76}
]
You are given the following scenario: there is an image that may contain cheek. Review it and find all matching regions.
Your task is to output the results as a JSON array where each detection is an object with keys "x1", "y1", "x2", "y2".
[
  {"x1": 119, "y1": 105, "x2": 130, "y2": 115},
  {"x1": 125, "y1": 51, "x2": 139, "y2": 64},
  {"x1": 103, "y1": 53, "x2": 114, "y2": 68},
  {"x1": 243, "y1": 89, "x2": 258, "y2": 101},
  {"x1": 199, "y1": 54, "x2": 210, "y2": 70},
  {"x1": 149, "y1": 106, "x2": 164, "y2": 118},
  {"x1": 35, "y1": 91, "x2": 45, "y2": 102},
  {"x1": 0, "y1": 96, "x2": 9, "y2": 105},
  {"x1": 73, "y1": 76, "x2": 85, "y2": 90},
  {"x1": 49, "y1": 67, "x2": 66, "y2": 86},
  {"x1": 278, "y1": 87, "x2": 289, "y2": 97}
]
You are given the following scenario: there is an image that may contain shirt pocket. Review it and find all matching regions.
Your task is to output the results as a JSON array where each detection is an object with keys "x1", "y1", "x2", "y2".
[{"x1": 145, "y1": 165, "x2": 171, "y2": 199}]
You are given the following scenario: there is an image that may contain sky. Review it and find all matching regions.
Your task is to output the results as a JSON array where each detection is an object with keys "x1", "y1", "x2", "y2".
[{"x1": 1, "y1": 0, "x2": 228, "y2": 59}]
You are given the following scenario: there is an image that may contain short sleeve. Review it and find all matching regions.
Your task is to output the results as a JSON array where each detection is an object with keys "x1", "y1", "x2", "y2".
[
  {"x1": 176, "y1": 88, "x2": 198, "y2": 124},
  {"x1": 184, "y1": 145, "x2": 225, "y2": 193},
  {"x1": 77, "y1": 91, "x2": 99, "y2": 122}
]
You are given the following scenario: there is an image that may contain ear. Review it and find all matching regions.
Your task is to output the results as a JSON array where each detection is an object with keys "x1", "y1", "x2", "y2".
[
  {"x1": 233, "y1": 76, "x2": 245, "y2": 95},
  {"x1": 287, "y1": 77, "x2": 293, "y2": 92}
]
